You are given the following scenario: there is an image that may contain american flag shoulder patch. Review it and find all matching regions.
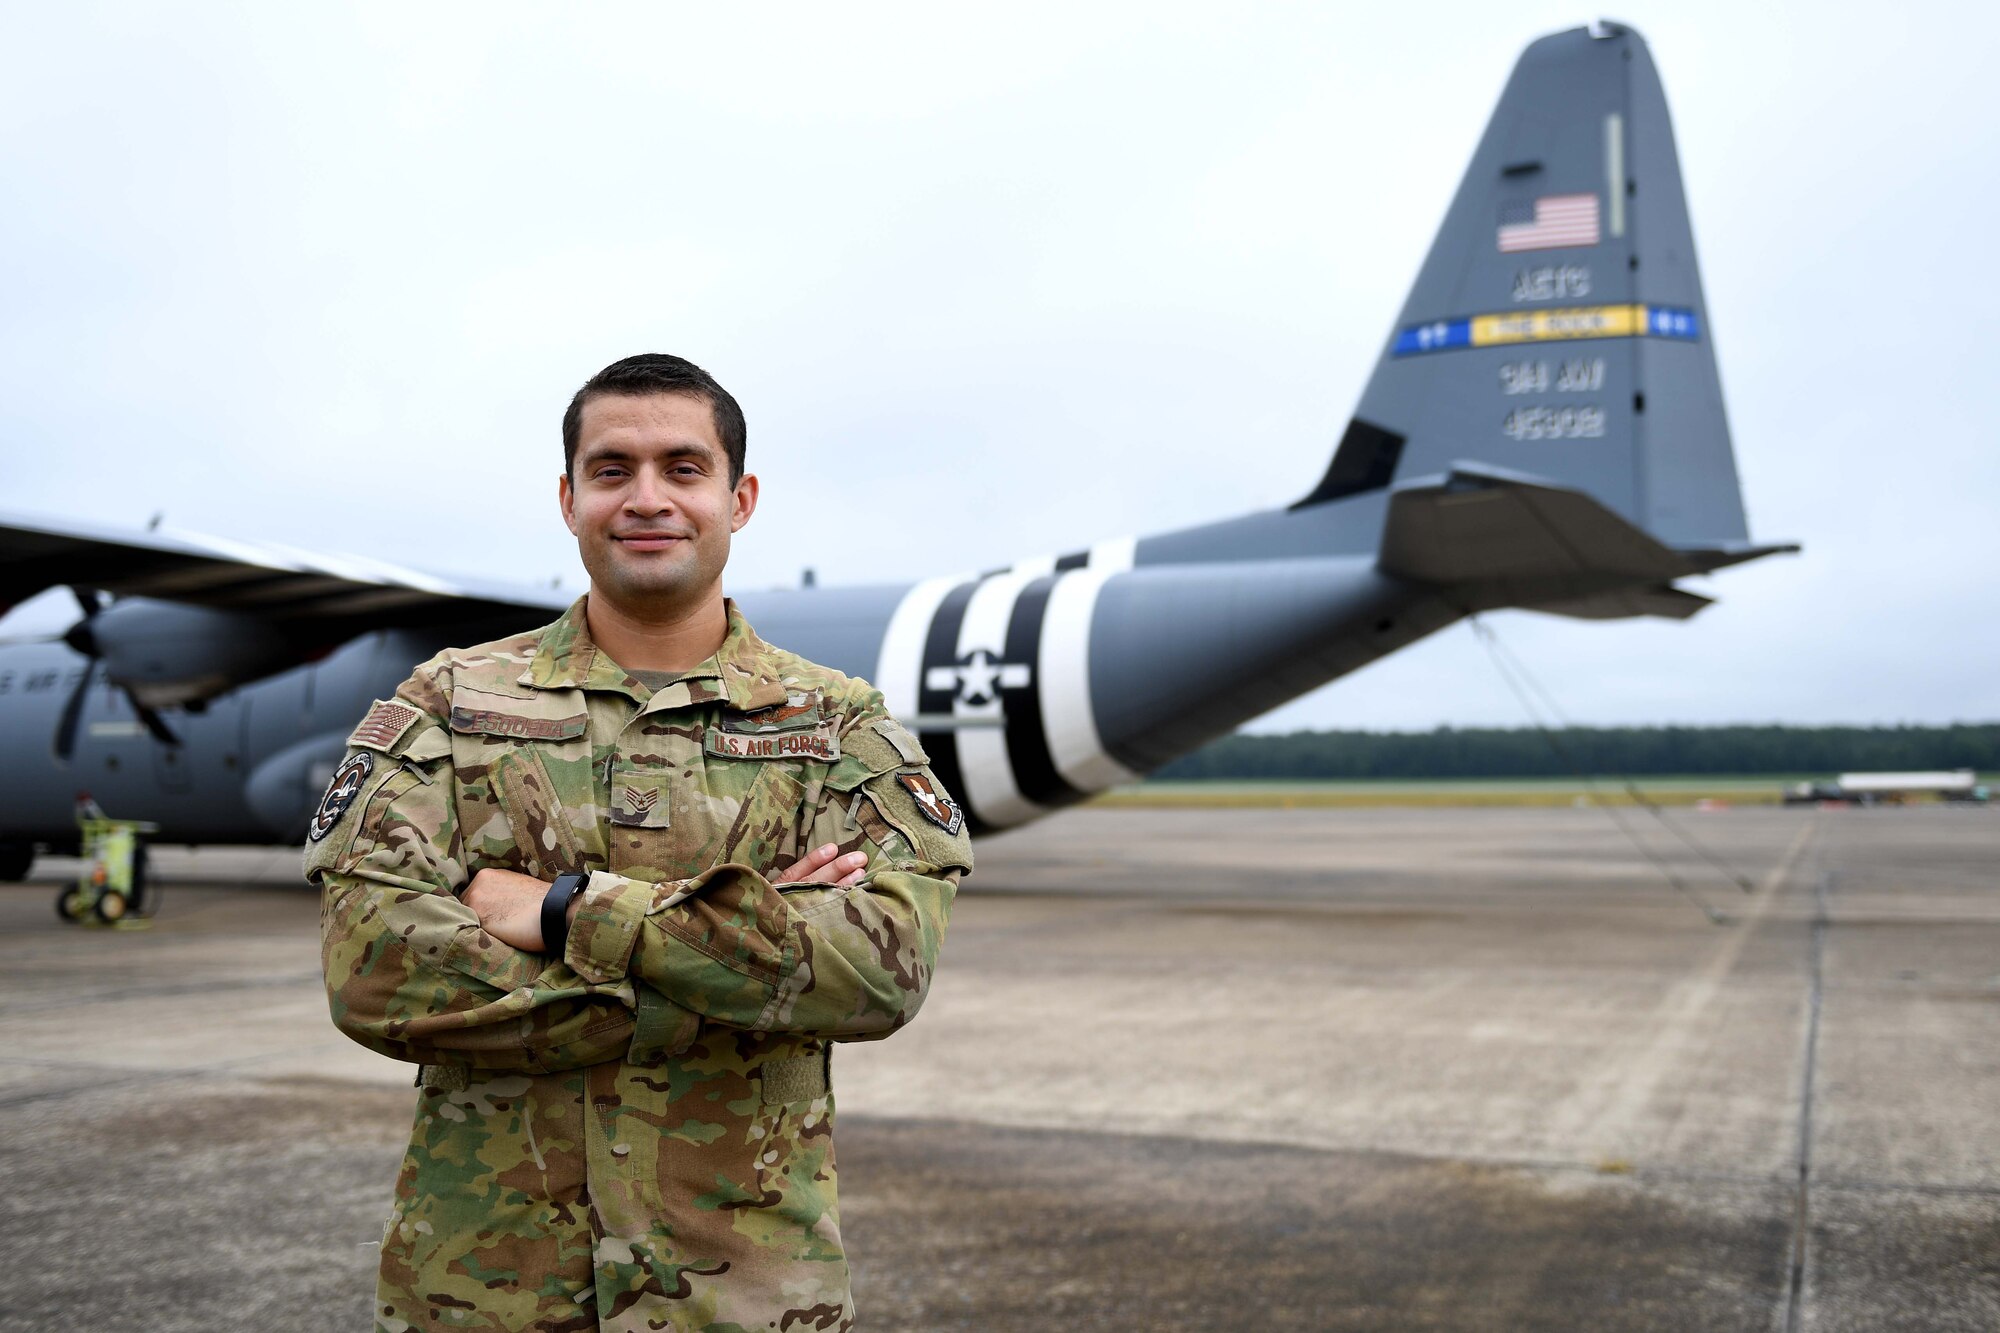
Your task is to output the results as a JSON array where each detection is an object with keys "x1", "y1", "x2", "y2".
[{"x1": 349, "y1": 700, "x2": 421, "y2": 753}]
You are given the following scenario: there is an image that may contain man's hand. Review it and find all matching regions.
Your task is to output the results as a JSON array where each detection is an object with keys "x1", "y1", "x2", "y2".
[
  {"x1": 773, "y1": 843, "x2": 867, "y2": 888},
  {"x1": 463, "y1": 867, "x2": 554, "y2": 952}
]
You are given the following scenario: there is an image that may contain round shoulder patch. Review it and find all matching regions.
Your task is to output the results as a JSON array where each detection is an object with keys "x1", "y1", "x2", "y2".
[{"x1": 309, "y1": 752, "x2": 374, "y2": 843}]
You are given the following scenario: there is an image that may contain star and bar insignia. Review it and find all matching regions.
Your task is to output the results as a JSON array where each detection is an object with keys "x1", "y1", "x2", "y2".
[{"x1": 897, "y1": 771, "x2": 964, "y2": 834}]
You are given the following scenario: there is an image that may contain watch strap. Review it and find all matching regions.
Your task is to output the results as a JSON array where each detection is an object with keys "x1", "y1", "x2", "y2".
[{"x1": 540, "y1": 872, "x2": 588, "y2": 958}]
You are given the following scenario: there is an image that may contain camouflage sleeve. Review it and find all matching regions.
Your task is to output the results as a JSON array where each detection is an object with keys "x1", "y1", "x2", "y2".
[
  {"x1": 308, "y1": 668, "x2": 686, "y2": 1071},
  {"x1": 562, "y1": 689, "x2": 970, "y2": 1041}
]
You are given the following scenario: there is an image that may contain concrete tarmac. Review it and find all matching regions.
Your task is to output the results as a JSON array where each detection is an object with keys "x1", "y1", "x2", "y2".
[{"x1": 1, "y1": 806, "x2": 1994, "y2": 1330}]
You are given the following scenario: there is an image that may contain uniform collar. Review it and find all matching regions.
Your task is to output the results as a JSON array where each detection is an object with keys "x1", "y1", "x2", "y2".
[{"x1": 523, "y1": 595, "x2": 790, "y2": 713}]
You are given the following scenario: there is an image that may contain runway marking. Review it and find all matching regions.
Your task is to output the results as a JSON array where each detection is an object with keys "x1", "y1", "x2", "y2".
[
  {"x1": 1784, "y1": 862, "x2": 1832, "y2": 1333},
  {"x1": 1554, "y1": 817, "x2": 1820, "y2": 1163}
]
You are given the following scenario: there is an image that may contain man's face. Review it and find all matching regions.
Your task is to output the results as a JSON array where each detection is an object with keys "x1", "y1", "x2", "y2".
[{"x1": 559, "y1": 392, "x2": 758, "y2": 617}]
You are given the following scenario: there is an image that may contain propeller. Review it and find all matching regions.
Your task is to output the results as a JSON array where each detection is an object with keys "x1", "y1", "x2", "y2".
[{"x1": 51, "y1": 588, "x2": 180, "y2": 762}]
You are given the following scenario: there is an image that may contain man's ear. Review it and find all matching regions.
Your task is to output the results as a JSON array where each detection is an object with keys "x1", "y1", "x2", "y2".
[
  {"x1": 558, "y1": 472, "x2": 578, "y2": 535},
  {"x1": 730, "y1": 473, "x2": 759, "y2": 533}
]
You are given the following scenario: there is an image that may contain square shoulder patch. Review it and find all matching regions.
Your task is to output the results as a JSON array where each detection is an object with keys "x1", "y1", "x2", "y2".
[
  {"x1": 858, "y1": 766, "x2": 972, "y2": 873},
  {"x1": 349, "y1": 700, "x2": 419, "y2": 753}
]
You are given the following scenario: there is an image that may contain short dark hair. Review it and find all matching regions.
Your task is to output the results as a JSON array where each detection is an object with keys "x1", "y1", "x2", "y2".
[{"x1": 562, "y1": 353, "x2": 747, "y2": 484}]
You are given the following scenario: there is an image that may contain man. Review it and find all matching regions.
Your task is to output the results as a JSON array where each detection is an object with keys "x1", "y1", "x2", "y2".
[{"x1": 308, "y1": 353, "x2": 971, "y2": 1332}]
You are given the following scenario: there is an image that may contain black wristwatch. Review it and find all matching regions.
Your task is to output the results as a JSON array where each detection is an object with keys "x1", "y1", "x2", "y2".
[{"x1": 541, "y1": 872, "x2": 588, "y2": 958}]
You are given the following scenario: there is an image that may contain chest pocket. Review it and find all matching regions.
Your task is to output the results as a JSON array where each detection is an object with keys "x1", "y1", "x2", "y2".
[
  {"x1": 606, "y1": 697, "x2": 833, "y2": 880},
  {"x1": 603, "y1": 711, "x2": 723, "y2": 879},
  {"x1": 714, "y1": 761, "x2": 811, "y2": 876},
  {"x1": 713, "y1": 715, "x2": 917, "y2": 883},
  {"x1": 611, "y1": 749, "x2": 818, "y2": 882},
  {"x1": 448, "y1": 685, "x2": 593, "y2": 879}
]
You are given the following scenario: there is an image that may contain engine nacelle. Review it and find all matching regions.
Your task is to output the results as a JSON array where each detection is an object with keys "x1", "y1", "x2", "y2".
[
  {"x1": 76, "y1": 599, "x2": 304, "y2": 707},
  {"x1": 245, "y1": 731, "x2": 352, "y2": 839}
]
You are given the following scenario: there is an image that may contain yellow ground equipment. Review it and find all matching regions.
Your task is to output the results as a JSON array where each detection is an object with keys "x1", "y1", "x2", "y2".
[{"x1": 54, "y1": 799, "x2": 159, "y2": 926}]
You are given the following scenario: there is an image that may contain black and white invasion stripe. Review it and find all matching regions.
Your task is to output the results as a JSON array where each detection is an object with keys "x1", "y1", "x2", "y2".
[{"x1": 874, "y1": 540, "x2": 1138, "y2": 834}]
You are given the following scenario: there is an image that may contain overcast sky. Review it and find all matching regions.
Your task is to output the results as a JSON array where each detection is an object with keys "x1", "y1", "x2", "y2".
[{"x1": 2, "y1": 2, "x2": 1994, "y2": 732}]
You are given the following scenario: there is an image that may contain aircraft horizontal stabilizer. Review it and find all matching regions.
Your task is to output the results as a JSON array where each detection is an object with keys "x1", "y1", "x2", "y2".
[
  {"x1": 1516, "y1": 583, "x2": 1712, "y2": 622},
  {"x1": 1378, "y1": 464, "x2": 1794, "y2": 620}
]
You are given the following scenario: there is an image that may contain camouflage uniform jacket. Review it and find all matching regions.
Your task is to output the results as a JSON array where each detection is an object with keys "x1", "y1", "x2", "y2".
[{"x1": 307, "y1": 597, "x2": 970, "y2": 1333}]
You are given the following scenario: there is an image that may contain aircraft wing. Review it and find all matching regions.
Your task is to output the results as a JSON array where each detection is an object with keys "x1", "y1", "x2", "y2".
[{"x1": 0, "y1": 509, "x2": 571, "y2": 628}]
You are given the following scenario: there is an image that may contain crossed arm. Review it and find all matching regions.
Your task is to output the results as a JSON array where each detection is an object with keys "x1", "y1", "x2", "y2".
[
  {"x1": 461, "y1": 843, "x2": 868, "y2": 954},
  {"x1": 313, "y1": 713, "x2": 965, "y2": 1071}
]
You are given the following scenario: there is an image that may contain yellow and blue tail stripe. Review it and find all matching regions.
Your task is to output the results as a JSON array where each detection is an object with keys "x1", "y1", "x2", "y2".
[{"x1": 1392, "y1": 303, "x2": 1699, "y2": 357}]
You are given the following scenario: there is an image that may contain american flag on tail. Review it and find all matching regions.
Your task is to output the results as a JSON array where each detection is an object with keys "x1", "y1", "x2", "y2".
[{"x1": 1497, "y1": 193, "x2": 1600, "y2": 252}]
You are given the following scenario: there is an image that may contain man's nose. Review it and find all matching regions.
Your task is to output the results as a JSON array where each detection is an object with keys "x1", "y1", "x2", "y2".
[{"x1": 624, "y1": 469, "x2": 676, "y2": 515}]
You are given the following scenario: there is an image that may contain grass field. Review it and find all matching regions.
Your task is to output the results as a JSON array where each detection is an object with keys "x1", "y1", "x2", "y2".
[{"x1": 1089, "y1": 776, "x2": 1817, "y2": 808}]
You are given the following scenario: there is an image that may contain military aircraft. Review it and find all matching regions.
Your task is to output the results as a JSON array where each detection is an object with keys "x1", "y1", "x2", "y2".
[{"x1": 0, "y1": 22, "x2": 1793, "y2": 880}]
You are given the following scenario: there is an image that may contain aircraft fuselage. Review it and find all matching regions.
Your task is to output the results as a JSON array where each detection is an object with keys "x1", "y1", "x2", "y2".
[{"x1": 0, "y1": 555, "x2": 1456, "y2": 849}]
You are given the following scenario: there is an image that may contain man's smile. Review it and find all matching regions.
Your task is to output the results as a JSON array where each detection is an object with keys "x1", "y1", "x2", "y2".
[{"x1": 613, "y1": 531, "x2": 691, "y2": 552}]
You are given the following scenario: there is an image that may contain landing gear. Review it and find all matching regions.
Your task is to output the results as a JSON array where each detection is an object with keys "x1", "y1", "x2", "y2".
[{"x1": 0, "y1": 841, "x2": 32, "y2": 882}]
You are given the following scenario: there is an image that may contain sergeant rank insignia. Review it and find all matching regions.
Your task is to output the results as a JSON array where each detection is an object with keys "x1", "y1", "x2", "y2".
[
  {"x1": 898, "y1": 772, "x2": 964, "y2": 834},
  {"x1": 309, "y1": 752, "x2": 373, "y2": 842}
]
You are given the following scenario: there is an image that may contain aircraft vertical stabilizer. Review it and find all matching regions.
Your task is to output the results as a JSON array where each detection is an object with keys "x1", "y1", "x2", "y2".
[{"x1": 1295, "y1": 23, "x2": 1749, "y2": 551}]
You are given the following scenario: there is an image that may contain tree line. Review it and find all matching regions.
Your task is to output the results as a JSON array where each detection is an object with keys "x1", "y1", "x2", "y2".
[{"x1": 1150, "y1": 723, "x2": 2000, "y2": 781}]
